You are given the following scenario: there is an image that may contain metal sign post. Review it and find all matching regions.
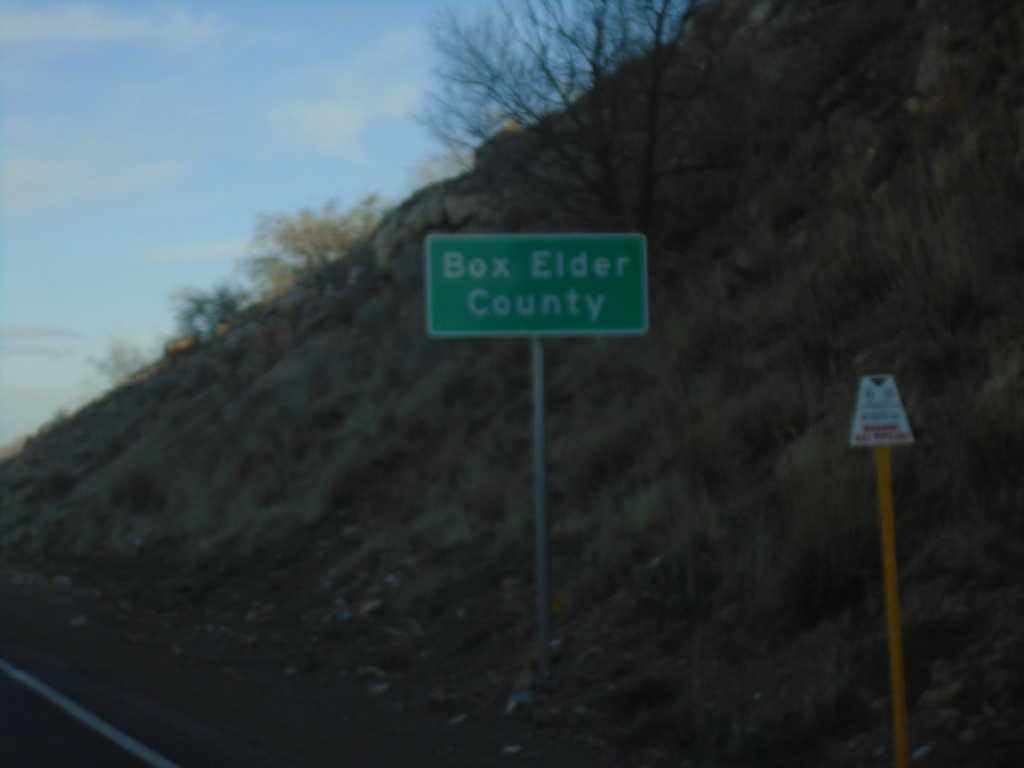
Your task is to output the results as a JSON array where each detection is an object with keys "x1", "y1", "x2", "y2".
[
  {"x1": 875, "y1": 443, "x2": 909, "y2": 768},
  {"x1": 532, "y1": 336, "x2": 551, "y2": 678}
]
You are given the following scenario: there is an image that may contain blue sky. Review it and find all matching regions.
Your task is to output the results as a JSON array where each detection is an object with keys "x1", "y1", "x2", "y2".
[{"x1": 0, "y1": 0, "x2": 470, "y2": 445}]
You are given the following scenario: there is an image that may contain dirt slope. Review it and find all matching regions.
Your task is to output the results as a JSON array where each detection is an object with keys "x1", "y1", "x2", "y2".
[{"x1": 3, "y1": 0, "x2": 1024, "y2": 765}]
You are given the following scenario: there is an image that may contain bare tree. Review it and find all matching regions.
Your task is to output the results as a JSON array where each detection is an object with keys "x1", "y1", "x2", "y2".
[{"x1": 421, "y1": 0, "x2": 713, "y2": 233}]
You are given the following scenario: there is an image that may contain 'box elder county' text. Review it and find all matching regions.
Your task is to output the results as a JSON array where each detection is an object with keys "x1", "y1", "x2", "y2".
[{"x1": 442, "y1": 250, "x2": 636, "y2": 323}]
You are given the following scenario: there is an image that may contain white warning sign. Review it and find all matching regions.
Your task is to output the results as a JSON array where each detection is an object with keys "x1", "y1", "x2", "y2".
[{"x1": 849, "y1": 375, "x2": 913, "y2": 447}]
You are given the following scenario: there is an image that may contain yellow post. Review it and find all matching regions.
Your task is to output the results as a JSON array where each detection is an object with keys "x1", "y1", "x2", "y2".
[{"x1": 875, "y1": 444, "x2": 910, "y2": 768}]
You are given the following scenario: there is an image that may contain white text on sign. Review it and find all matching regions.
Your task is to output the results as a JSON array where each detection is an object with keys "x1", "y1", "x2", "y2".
[{"x1": 441, "y1": 250, "x2": 635, "y2": 323}]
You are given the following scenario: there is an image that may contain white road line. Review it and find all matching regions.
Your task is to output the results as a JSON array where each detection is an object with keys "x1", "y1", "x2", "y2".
[{"x1": 0, "y1": 655, "x2": 184, "y2": 768}]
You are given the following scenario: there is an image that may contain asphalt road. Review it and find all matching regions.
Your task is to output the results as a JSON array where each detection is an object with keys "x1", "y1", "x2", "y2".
[
  {"x1": 0, "y1": 641, "x2": 294, "y2": 768},
  {"x1": 0, "y1": 665, "x2": 144, "y2": 768}
]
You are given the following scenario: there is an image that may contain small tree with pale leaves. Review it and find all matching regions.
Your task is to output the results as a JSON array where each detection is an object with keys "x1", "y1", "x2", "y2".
[{"x1": 246, "y1": 194, "x2": 387, "y2": 299}]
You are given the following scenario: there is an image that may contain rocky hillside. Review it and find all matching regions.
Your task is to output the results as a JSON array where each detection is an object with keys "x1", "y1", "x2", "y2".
[{"x1": 3, "y1": 0, "x2": 1024, "y2": 765}]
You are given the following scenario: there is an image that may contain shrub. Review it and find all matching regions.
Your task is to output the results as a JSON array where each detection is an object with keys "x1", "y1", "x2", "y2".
[{"x1": 171, "y1": 283, "x2": 248, "y2": 342}]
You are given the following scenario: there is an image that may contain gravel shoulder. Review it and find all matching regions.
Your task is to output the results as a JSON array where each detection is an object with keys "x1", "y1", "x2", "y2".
[{"x1": 0, "y1": 570, "x2": 692, "y2": 768}]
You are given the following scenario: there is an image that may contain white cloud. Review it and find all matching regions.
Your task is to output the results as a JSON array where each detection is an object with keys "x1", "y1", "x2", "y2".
[
  {"x1": 135, "y1": 238, "x2": 249, "y2": 263},
  {"x1": 271, "y1": 28, "x2": 431, "y2": 162},
  {"x1": 357, "y1": 28, "x2": 429, "y2": 68},
  {"x1": 0, "y1": 3, "x2": 221, "y2": 47},
  {"x1": 0, "y1": 325, "x2": 84, "y2": 340},
  {"x1": 1, "y1": 116, "x2": 35, "y2": 141},
  {"x1": 0, "y1": 325, "x2": 84, "y2": 359},
  {"x1": 381, "y1": 81, "x2": 430, "y2": 115},
  {"x1": 273, "y1": 100, "x2": 372, "y2": 161},
  {"x1": 0, "y1": 345, "x2": 77, "y2": 360},
  {"x1": 1, "y1": 50, "x2": 210, "y2": 213},
  {"x1": 0, "y1": 151, "x2": 186, "y2": 213}
]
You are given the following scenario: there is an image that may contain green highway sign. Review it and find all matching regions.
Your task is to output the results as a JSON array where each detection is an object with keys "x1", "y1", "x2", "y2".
[{"x1": 425, "y1": 233, "x2": 647, "y2": 336}]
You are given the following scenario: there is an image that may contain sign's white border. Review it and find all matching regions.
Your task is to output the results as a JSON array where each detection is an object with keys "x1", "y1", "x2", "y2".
[{"x1": 424, "y1": 232, "x2": 649, "y2": 338}]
